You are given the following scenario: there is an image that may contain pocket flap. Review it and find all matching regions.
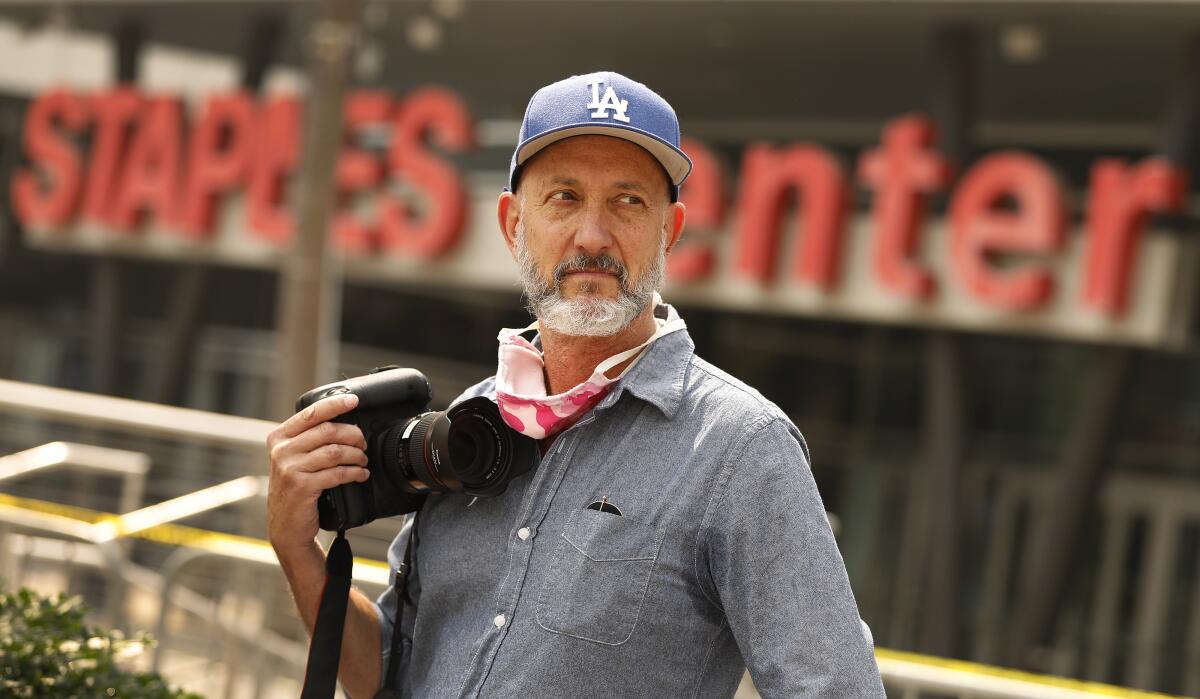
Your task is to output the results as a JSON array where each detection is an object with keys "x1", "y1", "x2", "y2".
[{"x1": 562, "y1": 509, "x2": 663, "y2": 562}]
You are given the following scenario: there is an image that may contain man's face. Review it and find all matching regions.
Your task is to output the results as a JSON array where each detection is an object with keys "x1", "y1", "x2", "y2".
[{"x1": 506, "y1": 135, "x2": 682, "y2": 337}]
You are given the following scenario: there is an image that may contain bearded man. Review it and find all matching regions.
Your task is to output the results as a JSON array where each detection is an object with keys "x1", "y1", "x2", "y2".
[{"x1": 267, "y1": 71, "x2": 884, "y2": 698}]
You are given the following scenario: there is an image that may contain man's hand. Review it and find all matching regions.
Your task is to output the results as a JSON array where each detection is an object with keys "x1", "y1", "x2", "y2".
[
  {"x1": 265, "y1": 393, "x2": 384, "y2": 697},
  {"x1": 266, "y1": 394, "x2": 370, "y2": 554}
]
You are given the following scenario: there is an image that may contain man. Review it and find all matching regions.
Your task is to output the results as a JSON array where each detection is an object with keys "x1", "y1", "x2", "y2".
[{"x1": 267, "y1": 71, "x2": 884, "y2": 698}]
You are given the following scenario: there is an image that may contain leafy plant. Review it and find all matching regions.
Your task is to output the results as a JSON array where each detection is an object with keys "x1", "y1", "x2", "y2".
[{"x1": 0, "y1": 585, "x2": 202, "y2": 698}]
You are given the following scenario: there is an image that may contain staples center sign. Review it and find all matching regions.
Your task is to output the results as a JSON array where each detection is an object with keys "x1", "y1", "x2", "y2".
[{"x1": 13, "y1": 86, "x2": 1198, "y2": 347}]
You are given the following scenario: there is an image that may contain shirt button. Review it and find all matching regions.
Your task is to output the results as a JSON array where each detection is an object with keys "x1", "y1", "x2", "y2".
[
  {"x1": 493, "y1": 614, "x2": 506, "y2": 628},
  {"x1": 517, "y1": 527, "x2": 531, "y2": 541}
]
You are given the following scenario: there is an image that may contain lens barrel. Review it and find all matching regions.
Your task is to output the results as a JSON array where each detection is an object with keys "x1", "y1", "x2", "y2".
[
  {"x1": 405, "y1": 412, "x2": 459, "y2": 491},
  {"x1": 379, "y1": 396, "x2": 537, "y2": 500}
]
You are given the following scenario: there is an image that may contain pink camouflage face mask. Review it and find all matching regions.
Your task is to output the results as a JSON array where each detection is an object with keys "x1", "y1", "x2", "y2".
[{"x1": 494, "y1": 318, "x2": 687, "y2": 440}]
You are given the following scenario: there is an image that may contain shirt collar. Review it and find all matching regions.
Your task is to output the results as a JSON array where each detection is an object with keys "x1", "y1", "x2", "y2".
[{"x1": 602, "y1": 300, "x2": 692, "y2": 419}]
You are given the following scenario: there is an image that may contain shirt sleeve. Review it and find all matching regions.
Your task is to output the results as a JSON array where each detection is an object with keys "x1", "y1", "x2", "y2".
[{"x1": 700, "y1": 418, "x2": 885, "y2": 698}]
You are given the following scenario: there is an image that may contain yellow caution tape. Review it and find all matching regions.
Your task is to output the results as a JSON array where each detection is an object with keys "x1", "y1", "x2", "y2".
[
  {"x1": 0, "y1": 492, "x2": 1192, "y2": 698},
  {"x1": 0, "y1": 493, "x2": 108, "y2": 523},
  {"x1": 0, "y1": 491, "x2": 389, "y2": 574},
  {"x1": 876, "y1": 640, "x2": 1186, "y2": 697}
]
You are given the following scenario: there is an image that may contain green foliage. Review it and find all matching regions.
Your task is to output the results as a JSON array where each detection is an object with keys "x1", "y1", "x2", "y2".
[{"x1": 0, "y1": 585, "x2": 202, "y2": 699}]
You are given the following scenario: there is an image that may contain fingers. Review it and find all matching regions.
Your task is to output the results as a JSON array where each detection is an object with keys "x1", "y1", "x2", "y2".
[
  {"x1": 274, "y1": 394, "x2": 359, "y2": 441},
  {"x1": 286, "y1": 420, "x2": 368, "y2": 456},
  {"x1": 266, "y1": 393, "x2": 368, "y2": 550},
  {"x1": 311, "y1": 465, "x2": 371, "y2": 491},
  {"x1": 289, "y1": 442, "x2": 369, "y2": 474},
  {"x1": 268, "y1": 439, "x2": 369, "y2": 504},
  {"x1": 267, "y1": 393, "x2": 369, "y2": 484}
]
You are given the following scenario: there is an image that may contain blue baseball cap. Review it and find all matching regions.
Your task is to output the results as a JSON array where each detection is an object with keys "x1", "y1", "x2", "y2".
[{"x1": 508, "y1": 71, "x2": 693, "y2": 202}]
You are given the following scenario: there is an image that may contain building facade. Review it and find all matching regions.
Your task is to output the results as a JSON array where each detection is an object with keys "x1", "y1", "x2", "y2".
[{"x1": 1, "y1": 1, "x2": 1199, "y2": 694}]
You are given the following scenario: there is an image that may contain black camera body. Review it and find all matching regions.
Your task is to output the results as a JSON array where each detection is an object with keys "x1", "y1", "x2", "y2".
[{"x1": 295, "y1": 367, "x2": 539, "y2": 531}]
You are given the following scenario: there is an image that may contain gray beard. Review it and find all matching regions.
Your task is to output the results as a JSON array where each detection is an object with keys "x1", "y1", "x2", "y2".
[{"x1": 516, "y1": 223, "x2": 665, "y2": 337}]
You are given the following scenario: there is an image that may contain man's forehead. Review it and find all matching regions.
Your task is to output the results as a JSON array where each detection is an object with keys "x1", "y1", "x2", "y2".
[
  {"x1": 539, "y1": 175, "x2": 656, "y2": 194},
  {"x1": 521, "y1": 135, "x2": 670, "y2": 194}
]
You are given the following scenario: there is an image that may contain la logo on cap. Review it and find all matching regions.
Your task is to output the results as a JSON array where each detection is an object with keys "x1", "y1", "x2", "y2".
[{"x1": 586, "y1": 78, "x2": 630, "y2": 123}]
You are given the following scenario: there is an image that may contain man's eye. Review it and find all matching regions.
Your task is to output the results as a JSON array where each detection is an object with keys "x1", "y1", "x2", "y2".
[
  {"x1": 549, "y1": 191, "x2": 576, "y2": 201},
  {"x1": 619, "y1": 195, "x2": 644, "y2": 205}
]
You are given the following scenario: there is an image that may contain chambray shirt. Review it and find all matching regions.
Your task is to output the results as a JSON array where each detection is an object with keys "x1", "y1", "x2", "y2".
[{"x1": 374, "y1": 304, "x2": 885, "y2": 698}]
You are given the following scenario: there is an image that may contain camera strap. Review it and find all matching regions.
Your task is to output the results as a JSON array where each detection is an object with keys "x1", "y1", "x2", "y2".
[
  {"x1": 299, "y1": 529, "x2": 353, "y2": 699},
  {"x1": 377, "y1": 513, "x2": 417, "y2": 698},
  {"x1": 299, "y1": 515, "x2": 419, "y2": 699}
]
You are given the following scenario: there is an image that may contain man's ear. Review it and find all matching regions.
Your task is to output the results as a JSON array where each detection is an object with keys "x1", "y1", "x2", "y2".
[
  {"x1": 663, "y1": 201, "x2": 687, "y2": 254},
  {"x1": 497, "y1": 192, "x2": 521, "y2": 260}
]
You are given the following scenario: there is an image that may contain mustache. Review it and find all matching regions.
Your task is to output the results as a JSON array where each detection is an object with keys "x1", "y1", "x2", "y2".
[{"x1": 552, "y1": 253, "x2": 629, "y2": 287}]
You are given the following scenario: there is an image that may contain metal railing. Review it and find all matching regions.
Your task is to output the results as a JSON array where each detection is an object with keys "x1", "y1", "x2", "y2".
[
  {"x1": 0, "y1": 378, "x2": 1190, "y2": 699},
  {"x1": 0, "y1": 468, "x2": 389, "y2": 697},
  {"x1": 974, "y1": 470, "x2": 1200, "y2": 694},
  {"x1": 0, "y1": 379, "x2": 374, "y2": 696}
]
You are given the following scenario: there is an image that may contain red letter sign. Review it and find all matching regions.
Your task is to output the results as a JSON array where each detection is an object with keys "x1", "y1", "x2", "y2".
[
  {"x1": 734, "y1": 144, "x2": 849, "y2": 289},
  {"x1": 378, "y1": 87, "x2": 473, "y2": 258},
  {"x1": 178, "y1": 91, "x2": 256, "y2": 237},
  {"x1": 81, "y1": 87, "x2": 139, "y2": 225},
  {"x1": 12, "y1": 89, "x2": 89, "y2": 228},
  {"x1": 110, "y1": 97, "x2": 185, "y2": 231},
  {"x1": 1081, "y1": 158, "x2": 1187, "y2": 315},
  {"x1": 245, "y1": 95, "x2": 300, "y2": 244},
  {"x1": 334, "y1": 91, "x2": 391, "y2": 252},
  {"x1": 858, "y1": 116, "x2": 952, "y2": 300},
  {"x1": 948, "y1": 152, "x2": 1067, "y2": 310}
]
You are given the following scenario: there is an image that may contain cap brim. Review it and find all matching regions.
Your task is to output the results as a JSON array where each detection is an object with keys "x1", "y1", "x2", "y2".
[{"x1": 515, "y1": 123, "x2": 692, "y2": 186}]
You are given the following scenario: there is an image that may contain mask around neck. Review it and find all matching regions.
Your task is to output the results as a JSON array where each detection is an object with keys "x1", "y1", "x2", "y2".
[{"x1": 494, "y1": 315, "x2": 686, "y2": 440}]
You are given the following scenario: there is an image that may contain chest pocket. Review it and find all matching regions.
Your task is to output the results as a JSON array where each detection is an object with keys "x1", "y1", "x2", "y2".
[{"x1": 535, "y1": 508, "x2": 665, "y2": 645}]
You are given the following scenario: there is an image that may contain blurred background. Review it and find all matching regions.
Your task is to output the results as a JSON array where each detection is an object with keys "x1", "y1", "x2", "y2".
[{"x1": 0, "y1": 1, "x2": 1198, "y2": 697}]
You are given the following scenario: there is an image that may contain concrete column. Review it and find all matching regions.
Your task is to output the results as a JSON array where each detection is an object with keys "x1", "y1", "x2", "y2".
[{"x1": 271, "y1": 0, "x2": 361, "y2": 419}]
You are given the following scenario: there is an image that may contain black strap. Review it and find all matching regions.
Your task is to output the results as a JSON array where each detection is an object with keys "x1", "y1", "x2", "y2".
[
  {"x1": 300, "y1": 515, "x2": 420, "y2": 699},
  {"x1": 373, "y1": 510, "x2": 419, "y2": 699},
  {"x1": 300, "y1": 529, "x2": 353, "y2": 699}
]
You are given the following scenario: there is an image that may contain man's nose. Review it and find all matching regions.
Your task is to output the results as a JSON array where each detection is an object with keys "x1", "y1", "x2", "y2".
[{"x1": 572, "y1": 204, "x2": 614, "y2": 255}]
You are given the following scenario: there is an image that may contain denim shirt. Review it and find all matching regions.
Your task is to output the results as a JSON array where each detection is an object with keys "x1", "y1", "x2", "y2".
[{"x1": 374, "y1": 304, "x2": 885, "y2": 698}]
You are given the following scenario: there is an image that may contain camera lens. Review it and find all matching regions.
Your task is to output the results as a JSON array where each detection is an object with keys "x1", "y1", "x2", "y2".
[
  {"x1": 378, "y1": 397, "x2": 537, "y2": 498},
  {"x1": 448, "y1": 414, "x2": 498, "y2": 482}
]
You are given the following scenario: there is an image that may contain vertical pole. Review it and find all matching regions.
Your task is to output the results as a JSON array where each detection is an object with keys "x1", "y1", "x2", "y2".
[
  {"x1": 1005, "y1": 350, "x2": 1131, "y2": 669},
  {"x1": 840, "y1": 328, "x2": 886, "y2": 620},
  {"x1": 920, "y1": 26, "x2": 974, "y2": 657},
  {"x1": 0, "y1": 107, "x2": 23, "y2": 257},
  {"x1": 918, "y1": 331, "x2": 964, "y2": 656},
  {"x1": 153, "y1": 17, "x2": 284, "y2": 408},
  {"x1": 887, "y1": 27, "x2": 976, "y2": 654},
  {"x1": 1174, "y1": 45, "x2": 1200, "y2": 688},
  {"x1": 89, "y1": 260, "x2": 120, "y2": 395},
  {"x1": 271, "y1": 0, "x2": 360, "y2": 419},
  {"x1": 89, "y1": 19, "x2": 142, "y2": 398},
  {"x1": 1161, "y1": 35, "x2": 1200, "y2": 168},
  {"x1": 153, "y1": 268, "x2": 206, "y2": 404}
]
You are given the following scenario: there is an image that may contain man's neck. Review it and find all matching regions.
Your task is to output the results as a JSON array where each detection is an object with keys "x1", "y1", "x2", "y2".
[{"x1": 538, "y1": 308, "x2": 657, "y2": 395}]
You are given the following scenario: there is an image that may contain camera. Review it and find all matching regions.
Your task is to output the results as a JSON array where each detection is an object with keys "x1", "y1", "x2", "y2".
[{"x1": 295, "y1": 367, "x2": 540, "y2": 531}]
